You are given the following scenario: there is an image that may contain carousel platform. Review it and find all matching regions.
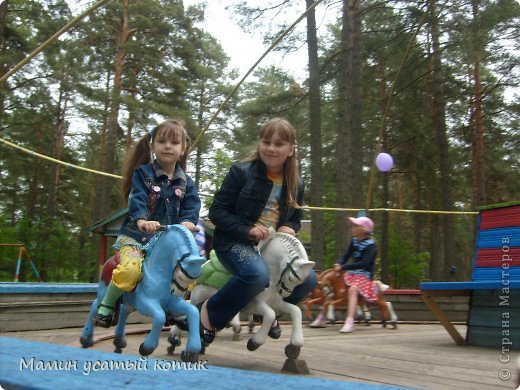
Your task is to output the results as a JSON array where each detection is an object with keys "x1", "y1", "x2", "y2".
[{"x1": 1, "y1": 321, "x2": 517, "y2": 389}]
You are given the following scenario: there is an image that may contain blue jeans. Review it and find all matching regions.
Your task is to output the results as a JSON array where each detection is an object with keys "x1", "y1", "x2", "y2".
[{"x1": 206, "y1": 243, "x2": 317, "y2": 330}]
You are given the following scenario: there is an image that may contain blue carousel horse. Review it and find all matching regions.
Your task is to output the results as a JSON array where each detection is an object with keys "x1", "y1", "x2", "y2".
[
  {"x1": 80, "y1": 224, "x2": 206, "y2": 362},
  {"x1": 171, "y1": 229, "x2": 315, "y2": 359}
]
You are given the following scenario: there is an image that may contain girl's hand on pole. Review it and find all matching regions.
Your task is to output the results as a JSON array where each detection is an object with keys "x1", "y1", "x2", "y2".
[
  {"x1": 277, "y1": 226, "x2": 296, "y2": 236},
  {"x1": 137, "y1": 219, "x2": 161, "y2": 233},
  {"x1": 248, "y1": 225, "x2": 271, "y2": 241},
  {"x1": 181, "y1": 221, "x2": 199, "y2": 232}
]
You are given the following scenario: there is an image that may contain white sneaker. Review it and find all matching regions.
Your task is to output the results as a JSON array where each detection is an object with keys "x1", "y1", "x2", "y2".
[
  {"x1": 310, "y1": 317, "x2": 327, "y2": 328},
  {"x1": 339, "y1": 321, "x2": 354, "y2": 333}
]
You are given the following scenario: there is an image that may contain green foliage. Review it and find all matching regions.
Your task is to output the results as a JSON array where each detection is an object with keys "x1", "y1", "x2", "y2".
[
  {"x1": 0, "y1": 0, "x2": 518, "y2": 285},
  {"x1": 386, "y1": 230, "x2": 430, "y2": 289},
  {"x1": 0, "y1": 0, "x2": 234, "y2": 281},
  {"x1": 0, "y1": 225, "x2": 22, "y2": 281},
  {"x1": 199, "y1": 149, "x2": 233, "y2": 211}
]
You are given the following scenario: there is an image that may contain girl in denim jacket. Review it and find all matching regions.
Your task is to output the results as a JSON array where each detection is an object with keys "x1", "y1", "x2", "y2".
[
  {"x1": 198, "y1": 117, "x2": 317, "y2": 345},
  {"x1": 95, "y1": 119, "x2": 201, "y2": 327}
]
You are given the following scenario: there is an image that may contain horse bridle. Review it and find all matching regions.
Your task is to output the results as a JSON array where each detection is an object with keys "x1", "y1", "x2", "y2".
[
  {"x1": 277, "y1": 254, "x2": 302, "y2": 295},
  {"x1": 170, "y1": 253, "x2": 195, "y2": 294}
]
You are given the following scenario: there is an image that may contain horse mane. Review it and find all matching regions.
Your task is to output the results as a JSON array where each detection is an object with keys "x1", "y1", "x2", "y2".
[
  {"x1": 274, "y1": 233, "x2": 307, "y2": 259},
  {"x1": 319, "y1": 268, "x2": 344, "y2": 290},
  {"x1": 320, "y1": 268, "x2": 336, "y2": 280},
  {"x1": 172, "y1": 224, "x2": 198, "y2": 254},
  {"x1": 142, "y1": 232, "x2": 163, "y2": 254}
]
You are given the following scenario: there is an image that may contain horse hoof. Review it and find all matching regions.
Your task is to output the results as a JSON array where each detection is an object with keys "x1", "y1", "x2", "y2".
[
  {"x1": 232, "y1": 332, "x2": 241, "y2": 341},
  {"x1": 79, "y1": 336, "x2": 94, "y2": 349},
  {"x1": 248, "y1": 320, "x2": 255, "y2": 334},
  {"x1": 200, "y1": 345, "x2": 206, "y2": 355},
  {"x1": 285, "y1": 344, "x2": 301, "y2": 359},
  {"x1": 172, "y1": 317, "x2": 190, "y2": 332},
  {"x1": 382, "y1": 321, "x2": 387, "y2": 328},
  {"x1": 167, "y1": 345, "x2": 176, "y2": 355},
  {"x1": 247, "y1": 338, "x2": 260, "y2": 351},
  {"x1": 139, "y1": 343, "x2": 154, "y2": 356},
  {"x1": 181, "y1": 351, "x2": 199, "y2": 363},
  {"x1": 113, "y1": 336, "x2": 127, "y2": 350},
  {"x1": 391, "y1": 321, "x2": 398, "y2": 329},
  {"x1": 114, "y1": 347, "x2": 122, "y2": 353},
  {"x1": 168, "y1": 335, "x2": 181, "y2": 347}
]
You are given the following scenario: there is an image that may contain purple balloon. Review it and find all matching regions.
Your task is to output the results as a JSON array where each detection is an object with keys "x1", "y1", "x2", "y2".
[{"x1": 375, "y1": 152, "x2": 393, "y2": 171}]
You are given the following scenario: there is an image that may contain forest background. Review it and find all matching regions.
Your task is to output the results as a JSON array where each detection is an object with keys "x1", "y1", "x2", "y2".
[{"x1": 0, "y1": 0, "x2": 518, "y2": 288}]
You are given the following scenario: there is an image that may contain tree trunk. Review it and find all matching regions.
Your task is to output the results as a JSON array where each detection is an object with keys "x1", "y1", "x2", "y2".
[
  {"x1": 306, "y1": 0, "x2": 325, "y2": 269},
  {"x1": 125, "y1": 67, "x2": 139, "y2": 151},
  {"x1": 428, "y1": 214, "x2": 441, "y2": 281},
  {"x1": 376, "y1": 59, "x2": 389, "y2": 282},
  {"x1": 411, "y1": 150, "x2": 423, "y2": 258},
  {"x1": 194, "y1": 81, "x2": 206, "y2": 190},
  {"x1": 93, "y1": 71, "x2": 112, "y2": 222},
  {"x1": 0, "y1": 0, "x2": 8, "y2": 118},
  {"x1": 99, "y1": 0, "x2": 129, "y2": 219},
  {"x1": 335, "y1": 0, "x2": 351, "y2": 258},
  {"x1": 47, "y1": 80, "x2": 68, "y2": 218},
  {"x1": 349, "y1": 0, "x2": 363, "y2": 214},
  {"x1": 470, "y1": 0, "x2": 486, "y2": 208},
  {"x1": 26, "y1": 149, "x2": 42, "y2": 278},
  {"x1": 335, "y1": 0, "x2": 363, "y2": 258},
  {"x1": 429, "y1": 0, "x2": 455, "y2": 280}
]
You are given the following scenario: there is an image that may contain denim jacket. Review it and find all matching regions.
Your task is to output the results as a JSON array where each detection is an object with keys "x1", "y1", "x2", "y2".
[
  {"x1": 119, "y1": 161, "x2": 201, "y2": 245},
  {"x1": 337, "y1": 238, "x2": 377, "y2": 278},
  {"x1": 208, "y1": 160, "x2": 304, "y2": 251}
]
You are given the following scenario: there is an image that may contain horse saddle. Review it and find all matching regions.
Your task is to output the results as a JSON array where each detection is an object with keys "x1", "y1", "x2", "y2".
[{"x1": 100, "y1": 252, "x2": 121, "y2": 286}]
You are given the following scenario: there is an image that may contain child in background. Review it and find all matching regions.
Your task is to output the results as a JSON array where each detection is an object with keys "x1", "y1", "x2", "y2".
[{"x1": 334, "y1": 216, "x2": 377, "y2": 333}]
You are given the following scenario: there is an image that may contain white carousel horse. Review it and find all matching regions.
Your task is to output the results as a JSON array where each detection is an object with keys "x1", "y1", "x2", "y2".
[
  {"x1": 80, "y1": 225, "x2": 206, "y2": 362},
  {"x1": 170, "y1": 228, "x2": 315, "y2": 359}
]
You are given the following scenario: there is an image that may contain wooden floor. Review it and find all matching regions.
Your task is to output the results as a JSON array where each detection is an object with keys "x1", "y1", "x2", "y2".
[{"x1": 4, "y1": 321, "x2": 518, "y2": 389}]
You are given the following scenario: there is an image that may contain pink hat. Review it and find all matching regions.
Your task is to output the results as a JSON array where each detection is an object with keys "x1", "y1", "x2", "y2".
[{"x1": 348, "y1": 216, "x2": 374, "y2": 233}]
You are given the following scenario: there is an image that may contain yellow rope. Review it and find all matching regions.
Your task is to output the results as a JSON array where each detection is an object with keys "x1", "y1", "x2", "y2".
[
  {"x1": 0, "y1": 137, "x2": 123, "y2": 179},
  {"x1": 1, "y1": 0, "x2": 325, "y2": 178},
  {"x1": 303, "y1": 206, "x2": 478, "y2": 215},
  {"x1": 0, "y1": 137, "x2": 479, "y2": 215},
  {"x1": 0, "y1": 1, "x2": 478, "y2": 217}
]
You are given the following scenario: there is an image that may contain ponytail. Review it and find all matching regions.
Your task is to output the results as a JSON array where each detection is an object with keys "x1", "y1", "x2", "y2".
[{"x1": 121, "y1": 135, "x2": 152, "y2": 201}]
